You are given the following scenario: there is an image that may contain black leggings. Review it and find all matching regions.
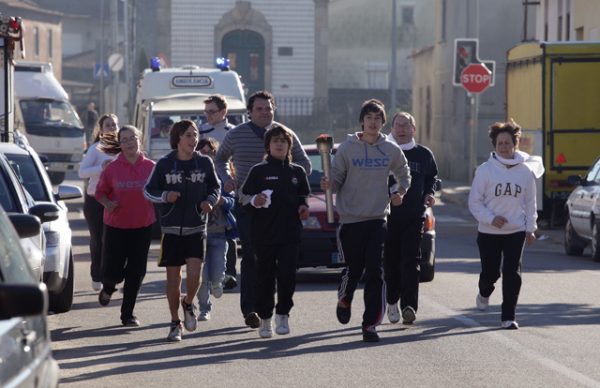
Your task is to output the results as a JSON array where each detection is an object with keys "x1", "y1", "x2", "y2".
[
  {"x1": 102, "y1": 225, "x2": 153, "y2": 321},
  {"x1": 83, "y1": 194, "x2": 104, "y2": 282},
  {"x1": 477, "y1": 231, "x2": 526, "y2": 321}
]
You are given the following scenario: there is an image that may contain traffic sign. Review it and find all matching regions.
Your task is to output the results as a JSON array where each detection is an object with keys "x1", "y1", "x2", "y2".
[
  {"x1": 460, "y1": 63, "x2": 492, "y2": 94},
  {"x1": 93, "y1": 63, "x2": 110, "y2": 79}
]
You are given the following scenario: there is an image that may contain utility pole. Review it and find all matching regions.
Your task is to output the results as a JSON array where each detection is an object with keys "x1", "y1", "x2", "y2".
[
  {"x1": 390, "y1": 0, "x2": 397, "y2": 115},
  {"x1": 467, "y1": 0, "x2": 480, "y2": 183},
  {"x1": 99, "y1": 0, "x2": 105, "y2": 115},
  {"x1": 111, "y1": 0, "x2": 119, "y2": 116}
]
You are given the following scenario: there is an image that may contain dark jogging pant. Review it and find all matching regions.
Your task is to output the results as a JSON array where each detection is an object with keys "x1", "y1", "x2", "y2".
[
  {"x1": 83, "y1": 194, "x2": 105, "y2": 283},
  {"x1": 383, "y1": 215, "x2": 424, "y2": 311},
  {"x1": 102, "y1": 225, "x2": 153, "y2": 322},
  {"x1": 233, "y1": 202, "x2": 256, "y2": 317},
  {"x1": 476, "y1": 231, "x2": 526, "y2": 321},
  {"x1": 337, "y1": 219, "x2": 387, "y2": 330},
  {"x1": 254, "y1": 243, "x2": 299, "y2": 319}
]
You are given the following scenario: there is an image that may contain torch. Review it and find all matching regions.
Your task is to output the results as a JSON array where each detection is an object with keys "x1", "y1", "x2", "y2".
[{"x1": 316, "y1": 134, "x2": 334, "y2": 224}]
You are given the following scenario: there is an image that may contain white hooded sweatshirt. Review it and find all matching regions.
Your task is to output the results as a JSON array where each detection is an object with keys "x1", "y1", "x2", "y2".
[{"x1": 468, "y1": 151, "x2": 544, "y2": 234}]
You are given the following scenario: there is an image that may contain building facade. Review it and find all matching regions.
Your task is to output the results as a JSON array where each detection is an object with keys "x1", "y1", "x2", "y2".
[
  {"x1": 0, "y1": 0, "x2": 62, "y2": 79},
  {"x1": 411, "y1": 0, "x2": 525, "y2": 182},
  {"x1": 535, "y1": 0, "x2": 600, "y2": 41}
]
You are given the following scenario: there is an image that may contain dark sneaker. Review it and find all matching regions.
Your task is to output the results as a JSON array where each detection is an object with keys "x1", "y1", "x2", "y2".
[
  {"x1": 223, "y1": 275, "x2": 237, "y2": 290},
  {"x1": 362, "y1": 326, "x2": 380, "y2": 343},
  {"x1": 244, "y1": 312, "x2": 260, "y2": 328},
  {"x1": 98, "y1": 289, "x2": 112, "y2": 306},
  {"x1": 122, "y1": 316, "x2": 140, "y2": 327},
  {"x1": 336, "y1": 299, "x2": 351, "y2": 324},
  {"x1": 402, "y1": 306, "x2": 416, "y2": 325}
]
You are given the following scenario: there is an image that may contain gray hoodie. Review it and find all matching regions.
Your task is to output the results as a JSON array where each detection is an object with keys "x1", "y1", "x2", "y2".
[{"x1": 330, "y1": 133, "x2": 411, "y2": 224}]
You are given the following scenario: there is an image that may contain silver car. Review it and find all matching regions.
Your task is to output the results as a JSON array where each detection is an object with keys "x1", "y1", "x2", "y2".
[
  {"x1": 0, "y1": 205, "x2": 60, "y2": 388},
  {"x1": 564, "y1": 155, "x2": 600, "y2": 261},
  {"x1": 0, "y1": 142, "x2": 82, "y2": 313}
]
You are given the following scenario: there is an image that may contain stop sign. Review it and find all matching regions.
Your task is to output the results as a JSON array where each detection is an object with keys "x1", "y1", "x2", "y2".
[{"x1": 460, "y1": 63, "x2": 492, "y2": 94}]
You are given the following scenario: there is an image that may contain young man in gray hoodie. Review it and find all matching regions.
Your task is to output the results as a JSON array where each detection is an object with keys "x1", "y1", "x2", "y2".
[{"x1": 321, "y1": 99, "x2": 411, "y2": 342}]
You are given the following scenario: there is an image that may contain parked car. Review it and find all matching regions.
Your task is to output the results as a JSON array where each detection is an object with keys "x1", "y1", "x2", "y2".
[
  {"x1": 0, "y1": 142, "x2": 82, "y2": 313},
  {"x1": 300, "y1": 145, "x2": 438, "y2": 282},
  {"x1": 0, "y1": 152, "x2": 59, "y2": 281},
  {"x1": 564, "y1": 155, "x2": 600, "y2": 261},
  {"x1": 0, "y1": 204, "x2": 60, "y2": 388}
]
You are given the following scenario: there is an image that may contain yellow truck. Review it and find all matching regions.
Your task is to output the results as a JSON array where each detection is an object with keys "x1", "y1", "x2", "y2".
[{"x1": 506, "y1": 42, "x2": 600, "y2": 223}]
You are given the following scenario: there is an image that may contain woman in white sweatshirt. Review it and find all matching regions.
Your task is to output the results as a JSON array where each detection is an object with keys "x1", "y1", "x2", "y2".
[
  {"x1": 468, "y1": 120, "x2": 544, "y2": 330},
  {"x1": 78, "y1": 114, "x2": 119, "y2": 291}
]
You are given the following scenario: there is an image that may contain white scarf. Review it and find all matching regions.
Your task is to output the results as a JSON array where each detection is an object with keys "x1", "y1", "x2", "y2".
[
  {"x1": 387, "y1": 134, "x2": 416, "y2": 151},
  {"x1": 493, "y1": 150, "x2": 545, "y2": 178}
]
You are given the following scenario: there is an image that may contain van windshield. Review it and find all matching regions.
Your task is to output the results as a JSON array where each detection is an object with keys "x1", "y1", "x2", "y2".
[
  {"x1": 21, "y1": 99, "x2": 83, "y2": 127},
  {"x1": 20, "y1": 99, "x2": 84, "y2": 137}
]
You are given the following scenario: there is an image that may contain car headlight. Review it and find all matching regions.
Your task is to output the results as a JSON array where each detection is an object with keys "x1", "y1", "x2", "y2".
[
  {"x1": 45, "y1": 230, "x2": 60, "y2": 247},
  {"x1": 302, "y1": 216, "x2": 322, "y2": 230}
]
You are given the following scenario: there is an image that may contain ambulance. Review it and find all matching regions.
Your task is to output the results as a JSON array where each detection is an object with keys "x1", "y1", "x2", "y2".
[
  {"x1": 14, "y1": 61, "x2": 85, "y2": 184},
  {"x1": 133, "y1": 63, "x2": 246, "y2": 161}
]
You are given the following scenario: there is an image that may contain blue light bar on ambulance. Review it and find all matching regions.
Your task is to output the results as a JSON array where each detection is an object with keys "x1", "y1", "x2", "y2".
[
  {"x1": 215, "y1": 57, "x2": 230, "y2": 71},
  {"x1": 150, "y1": 57, "x2": 161, "y2": 72}
]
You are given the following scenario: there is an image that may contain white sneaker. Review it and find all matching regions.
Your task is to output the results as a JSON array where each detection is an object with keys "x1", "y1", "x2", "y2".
[
  {"x1": 181, "y1": 297, "x2": 198, "y2": 332},
  {"x1": 198, "y1": 311, "x2": 211, "y2": 321},
  {"x1": 211, "y1": 282, "x2": 223, "y2": 299},
  {"x1": 501, "y1": 320, "x2": 519, "y2": 330},
  {"x1": 259, "y1": 318, "x2": 273, "y2": 338},
  {"x1": 402, "y1": 306, "x2": 416, "y2": 324},
  {"x1": 387, "y1": 303, "x2": 400, "y2": 324},
  {"x1": 476, "y1": 293, "x2": 489, "y2": 311},
  {"x1": 92, "y1": 281, "x2": 102, "y2": 291},
  {"x1": 167, "y1": 321, "x2": 183, "y2": 342},
  {"x1": 275, "y1": 314, "x2": 290, "y2": 335}
]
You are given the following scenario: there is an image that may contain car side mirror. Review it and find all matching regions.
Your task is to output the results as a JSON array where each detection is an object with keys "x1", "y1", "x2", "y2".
[
  {"x1": 29, "y1": 202, "x2": 60, "y2": 223},
  {"x1": 8, "y1": 213, "x2": 41, "y2": 238},
  {"x1": 0, "y1": 283, "x2": 47, "y2": 319},
  {"x1": 55, "y1": 184, "x2": 83, "y2": 201},
  {"x1": 567, "y1": 175, "x2": 583, "y2": 186}
]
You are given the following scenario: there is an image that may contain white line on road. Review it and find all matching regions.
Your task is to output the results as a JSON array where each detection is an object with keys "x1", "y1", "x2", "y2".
[{"x1": 422, "y1": 296, "x2": 600, "y2": 388}]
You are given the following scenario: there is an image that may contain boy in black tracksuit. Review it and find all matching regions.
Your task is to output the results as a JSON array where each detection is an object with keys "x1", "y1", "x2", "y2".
[
  {"x1": 241, "y1": 125, "x2": 310, "y2": 338},
  {"x1": 384, "y1": 112, "x2": 438, "y2": 325}
]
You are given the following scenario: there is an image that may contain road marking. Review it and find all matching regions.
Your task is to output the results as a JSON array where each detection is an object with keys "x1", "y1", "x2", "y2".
[{"x1": 423, "y1": 296, "x2": 600, "y2": 387}]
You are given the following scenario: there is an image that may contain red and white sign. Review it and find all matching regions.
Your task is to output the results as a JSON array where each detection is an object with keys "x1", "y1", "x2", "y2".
[{"x1": 460, "y1": 63, "x2": 492, "y2": 94}]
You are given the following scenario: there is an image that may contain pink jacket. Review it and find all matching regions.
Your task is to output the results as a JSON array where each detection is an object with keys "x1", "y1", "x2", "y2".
[{"x1": 96, "y1": 153, "x2": 156, "y2": 229}]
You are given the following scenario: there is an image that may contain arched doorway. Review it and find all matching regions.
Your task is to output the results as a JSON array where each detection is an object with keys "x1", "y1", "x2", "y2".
[{"x1": 222, "y1": 30, "x2": 265, "y2": 94}]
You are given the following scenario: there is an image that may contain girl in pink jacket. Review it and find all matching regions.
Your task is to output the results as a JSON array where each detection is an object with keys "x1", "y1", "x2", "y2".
[{"x1": 95, "y1": 125, "x2": 156, "y2": 327}]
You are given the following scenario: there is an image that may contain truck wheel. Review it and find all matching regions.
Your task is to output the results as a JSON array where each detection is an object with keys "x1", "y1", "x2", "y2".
[
  {"x1": 49, "y1": 172, "x2": 65, "y2": 185},
  {"x1": 49, "y1": 252, "x2": 74, "y2": 313},
  {"x1": 564, "y1": 218, "x2": 586, "y2": 256},
  {"x1": 592, "y1": 223, "x2": 600, "y2": 262}
]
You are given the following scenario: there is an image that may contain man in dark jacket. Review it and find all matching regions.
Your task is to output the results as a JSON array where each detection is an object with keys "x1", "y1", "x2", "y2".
[{"x1": 384, "y1": 112, "x2": 438, "y2": 326}]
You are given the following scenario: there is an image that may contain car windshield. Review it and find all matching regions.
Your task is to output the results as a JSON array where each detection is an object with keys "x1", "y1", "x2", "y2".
[
  {"x1": 0, "y1": 170, "x2": 18, "y2": 212},
  {"x1": 307, "y1": 154, "x2": 325, "y2": 193},
  {"x1": 5, "y1": 155, "x2": 49, "y2": 202},
  {"x1": 20, "y1": 99, "x2": 83, "y2": 128},
  {"x1": 150, "y1": 113, "x2": 244, "y2": 138}
]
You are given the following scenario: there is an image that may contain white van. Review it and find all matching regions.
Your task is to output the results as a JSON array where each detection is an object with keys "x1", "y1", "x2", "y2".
[
  {"x1": 14, "y1": 61, "x2": 85, "y2": 184},
  {"x1": 134, "y1": 65, "x2": 246, "y2": 160}
]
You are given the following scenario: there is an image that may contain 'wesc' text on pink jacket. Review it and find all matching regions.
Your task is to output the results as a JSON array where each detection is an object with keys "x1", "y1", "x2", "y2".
[{"x1": 96, "y1": 153, "x2": 156, "y2": 229}]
